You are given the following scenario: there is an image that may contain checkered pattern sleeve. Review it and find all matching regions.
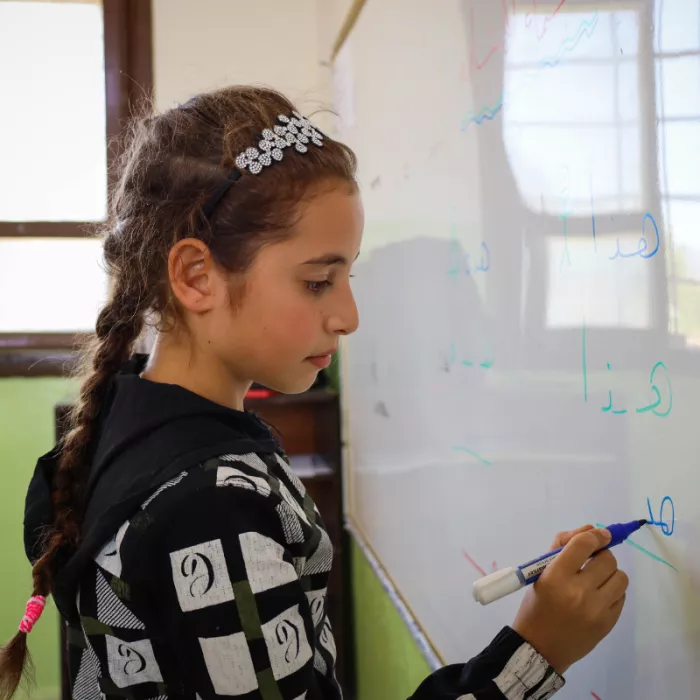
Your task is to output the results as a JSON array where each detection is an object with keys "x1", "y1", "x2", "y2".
[
  {"x1": 145, "y1": 471, "x2": 329, "y2": 699},
  {"x1": 408, "y1": 626, "x2": 565, "y2": 700}
]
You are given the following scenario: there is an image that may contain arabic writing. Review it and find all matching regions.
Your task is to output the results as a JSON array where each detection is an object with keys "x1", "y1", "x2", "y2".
[
  {"x1": 582, "y1": 324, "x2": 673, "y2": 417},
  {"x1": 647, "y1": 495, "x2": 675, "y2": 536},
  {"x1": 591, "y1": 192, "x2": 661, "y2": 260},
  {"x1": 443, "y1": 342, "x2": 494, "y2": 372},
  {"x1": 636, "y1": 362, "x2": 673, "y2": 417},
  {"x1": 595, "y1": 520, "x2": 678, "y2": 571},
  {"x1": 447, "y1": 240, "x2": 491, "y2": 276},
  {"x1": 608, "y1": 213, "x2": 660, "y2": 260}
]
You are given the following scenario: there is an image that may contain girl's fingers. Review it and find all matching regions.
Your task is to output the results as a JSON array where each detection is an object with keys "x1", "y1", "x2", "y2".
[{"x1": 550, "y1": 524, "x2": 596, "y2": 550}]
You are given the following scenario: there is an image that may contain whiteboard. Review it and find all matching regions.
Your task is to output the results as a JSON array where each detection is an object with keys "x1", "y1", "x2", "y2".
[{"x1": 339, "y1": 1, "x2": 700, "y2": 698}]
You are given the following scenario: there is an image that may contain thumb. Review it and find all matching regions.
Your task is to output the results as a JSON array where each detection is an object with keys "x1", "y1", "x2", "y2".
[{"x1": 549, "y1": 527, "x2": 612, "y2": 576}]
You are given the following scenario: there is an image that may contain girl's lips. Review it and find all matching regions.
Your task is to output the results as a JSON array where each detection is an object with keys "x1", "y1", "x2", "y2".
[{"x1": 306, "y1": 354, "x2": 332, "y2": 369}]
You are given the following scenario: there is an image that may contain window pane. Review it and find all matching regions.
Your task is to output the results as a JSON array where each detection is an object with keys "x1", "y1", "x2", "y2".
[
  {"x1": 618, "y1": 60, "x2": 640, "y2": 122},
  {"x1": 0, "y1": 238, "x2": 108, "y2": 332},
  {"x1": 655, "y1": 0, "x2": 700, "y2": 53},
  {"x1": 505, "y1": 9, "x2": 637, "y2": 65},
  {"x1": 504, "y1": 125, "x2": 631, "y2": 214},
  {"x1": 666, "y1": 200, "x2": 700, "y2": 279},
  {"x1": 620, "y1": 124, "x2": 642, "y2": 201},
  {"x1": 546, "y1": 235, "x2": 651, "y2": 328},
  {"x1": 0, "y1": 1, "x2": 107, "y2": 222},
  {"x1": 503, "y1": 8, "x2": 642, "y2": 216},
  {"x1": 656, "y1": 56, "x2": 700, "y2": 119},
  {"x1": 673, "y1": 280, "x2": 700, "y2": 343},
  {"x1": 505, "y1": 62, "x2": 618, "y2": 124},
  {"x1": 658, "y1": 121, "x2": 700, "y2": 197}
]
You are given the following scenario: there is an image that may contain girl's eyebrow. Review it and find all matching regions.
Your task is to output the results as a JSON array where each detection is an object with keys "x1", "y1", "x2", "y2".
[{"x1": 302, "y1": 252, "x2": 360, "y2": 266}]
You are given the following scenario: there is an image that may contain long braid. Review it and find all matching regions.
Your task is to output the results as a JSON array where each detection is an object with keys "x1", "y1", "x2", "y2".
[{"x1": 0, "y1": 277, "x2": 149, "y2": 700}]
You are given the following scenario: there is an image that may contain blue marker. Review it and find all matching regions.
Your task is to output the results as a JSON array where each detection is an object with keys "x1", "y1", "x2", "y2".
[{"x1": 473, "y1": 519, "x2": 647, "y2": 605}]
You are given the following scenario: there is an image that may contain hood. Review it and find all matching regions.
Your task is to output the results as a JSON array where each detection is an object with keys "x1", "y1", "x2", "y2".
[{"x1": 24, "y1": 354, "x2": 281, "y2": 622}]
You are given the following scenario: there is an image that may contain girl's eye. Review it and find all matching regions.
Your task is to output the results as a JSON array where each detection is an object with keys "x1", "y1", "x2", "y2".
[{"x1": 306, "y1": 280, "x2": 332, "y2": 293}]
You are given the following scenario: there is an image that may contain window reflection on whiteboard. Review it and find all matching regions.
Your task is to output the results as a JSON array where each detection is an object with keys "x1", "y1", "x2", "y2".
[
  {"x1": 655, "y1": 0, "x2": 700, "y2": 343},
  {"x1": 546, "y1": 236, "x2": 651, "y2": 328},
  {"x1": 503, "y1": 10, "x2": 641, "y2": 215}
]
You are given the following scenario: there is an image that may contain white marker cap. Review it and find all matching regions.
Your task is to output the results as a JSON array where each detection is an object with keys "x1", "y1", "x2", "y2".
[{"x1": 472, "y1": 567, "x2": 523, "y2": 605}]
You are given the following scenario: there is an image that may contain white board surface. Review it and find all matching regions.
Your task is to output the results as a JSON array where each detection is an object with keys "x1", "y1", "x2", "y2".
[{"x1": 339, "y1": 1, "x2": 700, "y2": 698}]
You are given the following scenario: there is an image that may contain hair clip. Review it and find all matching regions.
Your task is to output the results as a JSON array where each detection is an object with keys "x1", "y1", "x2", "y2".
[
  {"x1": 200, "y1": 112, "x2": 325, "y2": 222},
  {"x1": 234, "y1": 112, "x2": 324, "y2": 175}
]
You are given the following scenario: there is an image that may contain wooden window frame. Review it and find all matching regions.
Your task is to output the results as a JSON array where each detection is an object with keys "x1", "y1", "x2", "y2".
[{"x1": 0, "y1": 0, "x2": 153, "y2": 377}]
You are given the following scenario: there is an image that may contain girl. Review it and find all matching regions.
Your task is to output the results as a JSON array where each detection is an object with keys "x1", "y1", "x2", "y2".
[{"x1": 1, "y1": 86, "x2": 627, "y2": 700}]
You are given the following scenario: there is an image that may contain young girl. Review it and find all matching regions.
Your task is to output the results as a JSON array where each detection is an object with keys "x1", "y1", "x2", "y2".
[{"x1": 1, "y1": 86, "x2": 628, "y2": 700}]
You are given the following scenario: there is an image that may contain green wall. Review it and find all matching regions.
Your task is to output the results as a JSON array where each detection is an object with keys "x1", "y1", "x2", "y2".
[
  {"x1": 350, "y1": 539, "x2": 432, "y2": 700},
  {"x1": 0, "y1": 378, "x2": 78, "y2": 700}
]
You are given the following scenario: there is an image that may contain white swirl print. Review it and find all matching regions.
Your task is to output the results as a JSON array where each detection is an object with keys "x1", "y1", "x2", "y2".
[
  {"x1": 261, "y1": 605, "x2": 312, "y2": 680},
  {"x1": 169, "y1": 539, "x2": 235, "y2": 611}
]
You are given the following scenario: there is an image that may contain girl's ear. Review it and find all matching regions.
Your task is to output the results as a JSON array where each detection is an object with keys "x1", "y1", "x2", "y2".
[{"x1": 168, "y1": 238, "x2": 227, "y2": 313}]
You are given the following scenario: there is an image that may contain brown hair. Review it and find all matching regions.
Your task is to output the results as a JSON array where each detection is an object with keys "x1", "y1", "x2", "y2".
[{"x1": 0, "y1": 85, "x2": 357, "y2": 698}]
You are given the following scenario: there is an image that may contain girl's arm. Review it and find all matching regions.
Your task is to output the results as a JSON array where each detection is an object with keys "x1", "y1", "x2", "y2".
[
  {"x1": 408, "y1": 626, "x2": 564, "y2": 699},
  {"x1": 407, "y1": 525, "x2": 627, "y2": 699}
]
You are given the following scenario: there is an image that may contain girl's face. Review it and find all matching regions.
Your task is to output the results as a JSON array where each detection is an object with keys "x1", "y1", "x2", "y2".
[{"x1": 211, "y1": 183, "x2": 364, "y2": 395}]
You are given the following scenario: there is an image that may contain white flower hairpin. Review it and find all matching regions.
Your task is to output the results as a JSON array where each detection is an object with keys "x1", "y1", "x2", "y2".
[
  {"x1": 200, "y1": 111, "x2": 325, "y2": 221},
  {"x1": 234, "y1": 111, "x2": 325, "y2": 175}
]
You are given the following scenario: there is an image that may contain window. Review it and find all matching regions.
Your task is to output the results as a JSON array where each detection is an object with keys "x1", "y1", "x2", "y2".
[
  {"x1": 497, "y1": 3, "x2": 698, "y2": 335},
  {"x1": 0, "y1": 1, "x2": 107, "y2": 222},
  {"x1": 655, "y1": 0, "x2": 700, "y2": 343},
  {"x1": 503, "y1": 9, "x2": 641, "y2": 216},
  {"x1": 0, "y1": 0, "x2": 152, "y2": 376}
]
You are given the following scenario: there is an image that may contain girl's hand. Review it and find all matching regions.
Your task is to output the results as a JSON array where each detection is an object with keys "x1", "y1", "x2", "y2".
[
  {"x1": 550, "y1": 523, "x2": 595, "y2": 549},
  {"x1": 512, "y1": 525, "x2": 629, "y2": 676}
]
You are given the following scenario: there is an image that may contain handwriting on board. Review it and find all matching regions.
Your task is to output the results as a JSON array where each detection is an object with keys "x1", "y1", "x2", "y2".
[
  {"x1": 557, "y1": 175, "x2": 661, "y2": 266},
  {"x1": 596, "y1": 515, "x2": 678, "y2": 572},
  {"x1": 590, "y1": 191, "x2": 662, "y2": 261},
  {"x1": 460, "y1": 4, "x2": 599, "y2": 133},
  {"x1": 461, "y1": 550, "x2": 499, "y2": 578},
  {"x1": 467, "y1": 0, "x2": 571, "y2": 73},
  {"x1": 442, "y1": 342, "x2": 494, "y2": 373},
  {"x1": 608, "y1": 213, "x2": 660, "y2": 260},
  {"x1": 537, "y1": 10, "x2": 600, "y2": 69},
  {"x1": 460, "y1": 95, "x2": 504, "y2": 131},
  {"x1": 647, "y1": 496, "x2": 675, "y2": 536},
  {"x1": 582, "y1": 325, "x2": 672, "y2": 417},
  {"x1": 452, "y1": 445, "x2": 492, "y2": 467},
  {"x1": 597, "y1": 361, "x2": 673, "y2": 417},
  {"x1": 447, "y1": 240, "x2": 491, "y2": 276}
]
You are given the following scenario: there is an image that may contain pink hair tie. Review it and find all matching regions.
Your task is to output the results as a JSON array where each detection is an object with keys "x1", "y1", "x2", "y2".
[{"x1": 19, "y1": 595, "x2": 46, "y2": 634}]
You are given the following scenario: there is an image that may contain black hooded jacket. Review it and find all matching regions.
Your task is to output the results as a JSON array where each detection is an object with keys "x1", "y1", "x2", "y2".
[{"x1": 23, "y1": 355, "x2": 564, "y2": 700}]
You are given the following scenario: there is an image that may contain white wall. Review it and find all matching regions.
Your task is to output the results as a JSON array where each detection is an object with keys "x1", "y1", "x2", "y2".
[{"x1": 152, "y1": 0, "x2": 329, "y2": 114}]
